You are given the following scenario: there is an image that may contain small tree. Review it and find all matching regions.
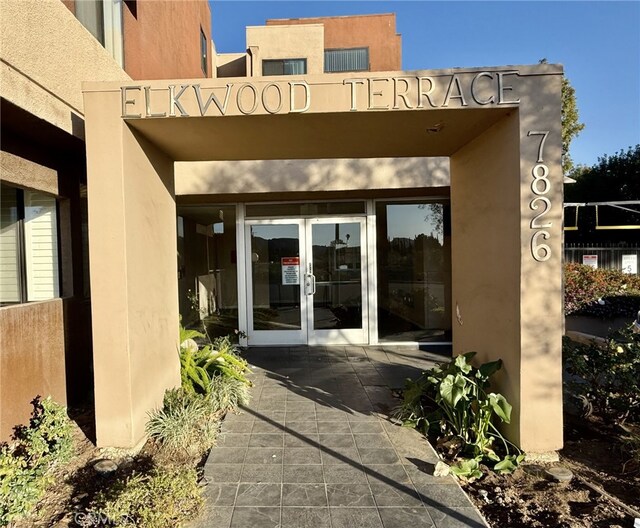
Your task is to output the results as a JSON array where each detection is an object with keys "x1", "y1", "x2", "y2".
[{"x1": 539, "y1": 59, "x2": 585, "y2": 174}]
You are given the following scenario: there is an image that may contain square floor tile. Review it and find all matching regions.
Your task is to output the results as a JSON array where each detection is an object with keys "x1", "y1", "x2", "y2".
[
  {"x1": 378, "y1": 507, "x2": 435, "y2": 528},
  {"x1": 286, "y1": 411, "x2": 317, "y2": 422},
  {"x1": 207, "y1": 464, "x2": 242, "y2": 483},
  {"x1": 281, "y1": 507, "x2": 331, "y2": 528},
  {"x1": 283, "y1": 465, "x2": 324, "y2": 483},
  {"x1": 370, "y1": 482, "x2": 423, "y2": 507},
  {"x1": 282, "y1": 483, "x2": 328, "y2": 506},
  {"x1": 349, "y1": 421, "x2": 385, "y2": 434},
  {"x1": 326, "y1": 483, "x2": 375, "y2": 507},
  {"x1": 252, "y1": 421, "x2": 283, "y2": 434},
  {"x1": 207, "y1": 448, "x2": 247, "y2": 465},
  {"x1": 329, "y1": 507, "x2": 383, "y2": 528},
  {"x1": 284, "y1": 447, "x2": 321, "y2": 465},
  {"x1": 222, "y1": 421, "x2": 254, "y2": 433},
  {"x1": 358, "y1": 448, "x2": 400, "y2": 465},
  {"x1": 249, "y1": 434, "x2": 284, "y2": 448},
  {"x1": 218, "y1": 433, "x2": 251, "y2": 448},
  {"x1": 202, "y1": 483, "x2": 238, "y2": 506},
  {"x1": 320, "y1": 447, "x2": 360, "y2": 465},
  {"x1": 317, "y1": 421, "x2": 351, "y2": 434},
  {"x1": 318, "y1": 434, "x2": 356, "y2": 448},
  {"x1": 354, "y1": 434, "x2": 394, "y2": 449},
  {"x1": 323, "y1": 464, "x2": 368, "y2": 484},
  {"x1": 230, "y1": 507, "x2": 281, "y2": 528},
  {"x1": 244, "y1": 448, "x2": 283, "y2": 464},
  {"x1": 235, "y1": 483, "x2": 282, "y2": 507},
  {"x1": 240, "y1": 464, "x2": 283, "y2": 483},
  {"x1": 285, "y1": 421, "x2": 318, "y2": 434},
  {"x1": 284, "y1": 433, "x2": 319, "y2": 448},
  {"x1": 364, "y1": 464, "x2": 412, "y2": 484}
]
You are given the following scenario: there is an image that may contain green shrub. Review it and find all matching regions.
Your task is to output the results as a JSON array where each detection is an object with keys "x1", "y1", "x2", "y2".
[
  {"x1": 208, "y1": 374, "x2": 251, "y2": 413},
  {"x1": 564, "y1": 262, "x2": 640, "y2": 317},
  {"x1": 93, "y1": 466, "x2": 202, "y2": 528},
  {"x1": 563, "y1": 327, "x2": 640, "y2": 423},
  {"x1": 0, "y1": 397, "x2": 73, "y2": 524},
  {"x1": 146, "y1": 388, "x2": 218, "y2": 458},
  {"x1": 395, "y1": 352, "x2": 523, "y2": 480},
  {"x1": 179, "y1": 325, "x2": 252, "y2": 395}
]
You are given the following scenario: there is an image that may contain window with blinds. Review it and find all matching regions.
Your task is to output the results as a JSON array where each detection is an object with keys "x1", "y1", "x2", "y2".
[
  {"x1": 0, "y1": 184, "x2": 60, "y2": 305},
  {"x1": 262, "y1": 59, "x2": 307, "y2": 76},
  {"x1": 324, "y1": 47, "x2": 370, "y2": 73}
]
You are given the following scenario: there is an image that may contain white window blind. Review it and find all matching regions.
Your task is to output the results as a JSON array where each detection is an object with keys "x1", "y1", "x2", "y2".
[
  {"x1": 24, "y1": 191, "x2": 59, "y2": 301},
  {"x1": 0, "y1": 187, "x2": 20, "y2": 303}
]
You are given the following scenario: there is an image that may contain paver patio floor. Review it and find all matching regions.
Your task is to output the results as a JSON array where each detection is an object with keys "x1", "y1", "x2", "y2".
[{"x1": 192, "y1": 346, "x2": 488, "y2": 528}]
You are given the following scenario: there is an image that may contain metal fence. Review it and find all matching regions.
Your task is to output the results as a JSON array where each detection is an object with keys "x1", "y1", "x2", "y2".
[{"x1": 564, "y1": 243, "x2": 640, "y2": 275}]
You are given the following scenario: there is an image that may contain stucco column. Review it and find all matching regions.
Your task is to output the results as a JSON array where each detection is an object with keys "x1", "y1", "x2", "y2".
[
  {"x1": 83, "y1": 88, "x2": 180, "y2": 448},
  {"x1": 451, "y1": 73, "x2": 563, "y2": 455}
]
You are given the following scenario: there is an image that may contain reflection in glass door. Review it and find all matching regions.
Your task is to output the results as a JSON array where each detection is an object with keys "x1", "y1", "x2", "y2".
[
  {"x1": 307, "y1": 218, "x2": 367, "y2": 345},
  {"x1": 245, "y1": 217, "x2": 367, "y2": 345},
  {"x1": 246, "y1": 220, "x2": 306, "y2": 345}
]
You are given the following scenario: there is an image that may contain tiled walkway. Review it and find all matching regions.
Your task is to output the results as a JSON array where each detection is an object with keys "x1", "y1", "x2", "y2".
[{"x1": 192, "y1": 346, "x2": 488, "y2": 528}]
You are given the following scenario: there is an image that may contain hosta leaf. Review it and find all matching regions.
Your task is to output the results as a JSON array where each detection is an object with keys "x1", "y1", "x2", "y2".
[
  {"x1": 478, "y1": 359, "x2": 502, "y2": 380},
  {"x1": 440, "y1": 374, "x2": 467, "y2": 408},
  {"x1": 488, "y1": 393, "x2": 512, "y2": 423}
]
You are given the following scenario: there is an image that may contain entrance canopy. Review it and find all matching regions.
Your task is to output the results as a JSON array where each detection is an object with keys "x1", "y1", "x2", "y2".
[{"x1": 83, "y1": 64, "x2": 565, "y2": 455}]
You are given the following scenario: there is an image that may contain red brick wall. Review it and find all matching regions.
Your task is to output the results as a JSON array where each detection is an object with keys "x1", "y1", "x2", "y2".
[{"x1": 266, "y1": 14, "x2": 402, "y2": 72}]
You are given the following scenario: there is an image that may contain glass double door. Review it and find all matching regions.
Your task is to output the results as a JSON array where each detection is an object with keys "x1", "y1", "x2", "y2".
[{"x1": 246, "y1": 217, "x2": 368, "y2": 345}]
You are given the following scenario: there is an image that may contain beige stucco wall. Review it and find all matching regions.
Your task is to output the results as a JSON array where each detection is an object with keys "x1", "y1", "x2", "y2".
[
  {"x1": 0, "y1": 151, "x2": 58, "y2": 195},
  {"x1": 83, "y1": 90, "x2": 180, "y2": 447},
  {"x1": 217, "y1": 53, "x2": 248, "y2": 78},
  {"x1": 451, "y1": 74, "x2": 563, "y2": 453},
  {"x1": 0, "y1": 0, "x2": 129, "y2": 138},
  {"x1": 83, "y1": 64, "x2": 563, "y2": 452},
  {"x1": 246, "y1": 24, "x2": 324, "y2": 76},
  {"x1": 175, "y1": 157, "x2": 450, "y2": 195}
]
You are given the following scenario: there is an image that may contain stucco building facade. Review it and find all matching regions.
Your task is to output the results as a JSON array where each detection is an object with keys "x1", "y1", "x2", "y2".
[
  {"x1": 2, "y1": 7, "x2": 564, "y2": 458},
  {"x1": 0, "y1": 0, "x2": 212, "y2": 441}
]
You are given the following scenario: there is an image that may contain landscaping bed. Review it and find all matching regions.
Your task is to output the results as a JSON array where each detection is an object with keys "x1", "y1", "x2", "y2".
[
  {"x1": 3, "y1": 328, "x2": 252, "y2": 528},
  {"x1": 463, "y1": 415, "x2": 639, "y2": 528}
]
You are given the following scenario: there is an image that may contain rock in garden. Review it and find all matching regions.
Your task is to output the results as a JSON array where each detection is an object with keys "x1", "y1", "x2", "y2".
[
  {"x1": 433, "y1": 460, "x2": 450, "y2": 477},
  {"x1": 545, "y1": 465, "x2": 574, "y2": 482},
  {"x1": 93, "y1": 459, "x2": 118, "y2": 475}
]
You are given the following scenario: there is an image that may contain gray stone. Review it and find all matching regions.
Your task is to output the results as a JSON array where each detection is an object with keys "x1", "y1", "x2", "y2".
[
  {"x1": 545, "y1": 465, "x2": 574, "y2": 482},
  {"x1": 93, "y1": 459, "x2": 118, "y2": 475}
]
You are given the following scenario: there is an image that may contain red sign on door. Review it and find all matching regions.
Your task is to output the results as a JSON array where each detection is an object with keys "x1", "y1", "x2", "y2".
[{"x1": 281, "y1": 257, "x2": 300, "y2": 285}]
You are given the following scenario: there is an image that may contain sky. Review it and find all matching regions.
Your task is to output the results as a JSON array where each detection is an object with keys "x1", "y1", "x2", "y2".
[{"x1": 209, "y1": 1, "x2": 640, "y2": 169}]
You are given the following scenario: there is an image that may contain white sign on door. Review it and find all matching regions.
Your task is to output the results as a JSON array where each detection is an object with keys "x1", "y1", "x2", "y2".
[
  {"x1": 583, "y1": 255, "x2": 598, "y2": 268},
  {"x1": 622, "y1": 254, "x2": 638, "y2": 274},
  {"x1": 281, "y1": 257, "x2": 300, "y2": 285}
]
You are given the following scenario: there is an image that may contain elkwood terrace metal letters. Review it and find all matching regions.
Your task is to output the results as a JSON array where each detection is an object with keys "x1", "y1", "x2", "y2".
[{"x1": 121, "y1": 70, "x2": 522, "y2": 118}]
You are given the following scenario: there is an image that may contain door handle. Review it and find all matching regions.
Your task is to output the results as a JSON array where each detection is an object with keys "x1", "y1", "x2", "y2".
[{"x1": 305, "y1": 274, "x2": 316, "y2": 295}]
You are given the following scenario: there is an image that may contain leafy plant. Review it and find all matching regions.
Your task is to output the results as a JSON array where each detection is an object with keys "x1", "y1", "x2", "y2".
[
  {"x1": 92, "y1": 467, "x2": 202, "y2": 528},
  {"x1": 146, "y1": 388, "x2": 218, "y2": 459},
  {"x1": 0, "y1": 397, "x2": 74, "y2": 524},
  {"x1": 563, "y1": 327, "x2": 640, "y2": 423},
  {"x1": 179, "y1": 324, "x2": 252, "y2": 395},
  {"x1": 395, "y1": 352, "x2": 523, "y2": 479}
]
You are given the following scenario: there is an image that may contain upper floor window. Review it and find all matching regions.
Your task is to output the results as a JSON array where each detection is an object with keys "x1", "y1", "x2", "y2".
[
  {"x1": 200, "y1": 28, "x2": 208, "y2": 75},
  {"x1": 75, "y1": 0, "x2": 124, "y2": 67},
  {"x1": 324, "y1": 47, "x2": 369, "y2": 73},
  {"x1": 0, "y1": 185, "x2": 60, "y2": 305},
  {"x1": 262, "y1": 59, "x2": 307, "y2": 76}
]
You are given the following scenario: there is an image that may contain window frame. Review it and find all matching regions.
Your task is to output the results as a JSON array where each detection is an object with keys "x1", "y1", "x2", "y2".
[
  {"x1": 200, "y1": 27, "x2": 208, "y2": 76},
  {"x1": 324, "y1": 47, "x2": 370, "y2": 73},
  {"x1": 262, "y1": 58, "x2": 307, "y2": 76},
  {"x1": 0, "y1": 184, "x2": 61, "y2": 306}
]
